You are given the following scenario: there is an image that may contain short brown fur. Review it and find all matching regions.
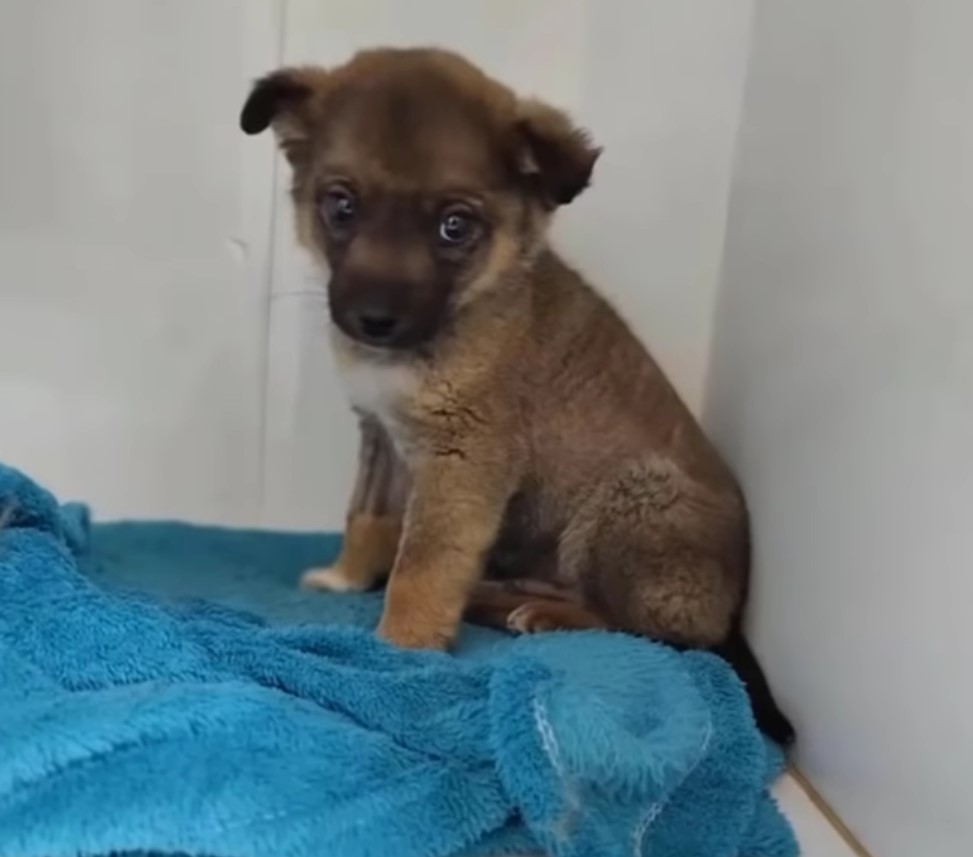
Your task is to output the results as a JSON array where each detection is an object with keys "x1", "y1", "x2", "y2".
[{"x1": 241, "y1": 48, "x2": 791, "y2": 740}]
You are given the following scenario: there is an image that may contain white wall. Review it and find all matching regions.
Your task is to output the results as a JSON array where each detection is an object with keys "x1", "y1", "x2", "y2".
[
  {"x1": 0, "y1": 0, "x2": 279, "y2": 523},
  {"x1": 707, "y1": 1, "x2": 973, "y2": 854}
]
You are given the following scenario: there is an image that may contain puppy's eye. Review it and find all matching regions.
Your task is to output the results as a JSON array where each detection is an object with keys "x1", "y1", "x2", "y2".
[
  {"x1": 320, "y1": 187, "x2": 357, "y2": 231},
  {"x1": 438, "y1": 207, "x2": 477, "y2": 246}
]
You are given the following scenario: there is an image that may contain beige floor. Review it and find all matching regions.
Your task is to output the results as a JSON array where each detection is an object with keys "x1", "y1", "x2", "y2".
[
  {"x1": 774, "y1": 775, "x2": 861, "y2": 857},
  {"x1": 509, "y1": 774, "x2": 857, "y2": 857}
]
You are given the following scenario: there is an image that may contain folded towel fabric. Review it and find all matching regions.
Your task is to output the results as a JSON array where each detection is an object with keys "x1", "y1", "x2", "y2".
[{"x1": 0, "y1": 463, "x2": 796, "y2": 857}]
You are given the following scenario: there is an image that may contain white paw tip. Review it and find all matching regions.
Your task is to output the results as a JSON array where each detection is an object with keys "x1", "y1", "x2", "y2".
[
  {"x1": 300, "y1": 566, "x2": 359, "y2": 593},
  {"x1": 506, "y1": 604, "x2": 533, "y2": 633}
]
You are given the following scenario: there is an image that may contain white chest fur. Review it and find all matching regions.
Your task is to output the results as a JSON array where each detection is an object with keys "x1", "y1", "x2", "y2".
[
  {"x1": 329, "y1": 327, "x2": 422, "y2": 452},
  {"x1": 337, "y1": 358, "x2": 419, "y2": 423}
]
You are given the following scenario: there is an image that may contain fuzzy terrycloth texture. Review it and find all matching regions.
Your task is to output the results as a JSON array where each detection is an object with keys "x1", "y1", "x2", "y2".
[{"x1": 0, "y1": 463, "x2": 796, "y2": 857}]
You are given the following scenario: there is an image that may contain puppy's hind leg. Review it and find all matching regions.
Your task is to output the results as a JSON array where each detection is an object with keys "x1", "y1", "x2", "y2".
[
  {"x1": 302, "y1": 416, "x2": 409, "y2": 593},
  {"x1": 569, "y1": 458, "x2": 745, "y2": 648},
  {"x1": 465, "y1": 579, "x2": 609, "y2": 633}
]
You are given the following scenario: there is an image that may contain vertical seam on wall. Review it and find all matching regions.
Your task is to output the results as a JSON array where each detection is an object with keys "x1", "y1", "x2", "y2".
[
  {"x1": 255, "y1": 0, "x2": 289, "y2": 525},
  {"x1": 699, "y1": 0, "x2": 758, "y2": 427}
]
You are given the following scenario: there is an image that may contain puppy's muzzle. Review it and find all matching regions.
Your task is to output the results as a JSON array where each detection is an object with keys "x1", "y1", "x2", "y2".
[
  {"x1": 345, "y1": 301, "x2": 402, "y2": 346},
  {"x1": 330, "y1": 278, "x2": 445, "y2": 350}
]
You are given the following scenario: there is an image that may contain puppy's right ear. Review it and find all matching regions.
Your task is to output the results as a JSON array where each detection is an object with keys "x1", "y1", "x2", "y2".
[{"x1": 240, "y1": 67, "x2": 330, "y2": 165}]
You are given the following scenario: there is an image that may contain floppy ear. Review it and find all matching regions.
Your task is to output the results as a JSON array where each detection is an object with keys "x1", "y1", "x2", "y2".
[
  {"x1": 239, "y1": 66, "x2": 330, "y2": 165},
  {"x1": 515, "y1": 99, "x2": 601, "y2": 207}
]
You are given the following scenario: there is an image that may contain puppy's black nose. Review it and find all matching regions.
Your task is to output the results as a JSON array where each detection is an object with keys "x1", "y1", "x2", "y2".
[{"x1": 355, "y1": 311, "x2": 400, "y2": 344}]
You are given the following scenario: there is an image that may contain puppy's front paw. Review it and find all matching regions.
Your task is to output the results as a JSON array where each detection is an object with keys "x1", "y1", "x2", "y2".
[
  {"x1": 300, "y1": 565, "x2": 367, "y2": 593},
  {"x1": 376, "y1": 615, "x2": 452, "y2": 651}
]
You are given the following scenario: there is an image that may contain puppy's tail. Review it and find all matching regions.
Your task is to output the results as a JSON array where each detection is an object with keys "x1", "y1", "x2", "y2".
[{"x1": 711, "y1": 627, "x2": 796, "y2": 747}]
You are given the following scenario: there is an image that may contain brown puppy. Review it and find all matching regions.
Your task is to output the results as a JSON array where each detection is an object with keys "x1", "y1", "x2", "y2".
[{"x1": 241, "y1": 48, "x2": 793, "y2": 743}]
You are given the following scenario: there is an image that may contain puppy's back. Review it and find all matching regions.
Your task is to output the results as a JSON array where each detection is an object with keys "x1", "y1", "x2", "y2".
[{"x1": 513, "y1": 252, "x2": 739, "y2": 494}]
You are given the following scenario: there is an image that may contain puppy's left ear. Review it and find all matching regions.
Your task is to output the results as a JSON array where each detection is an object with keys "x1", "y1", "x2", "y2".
[
  {"x1": 240, "y1": 66, "x2": 330, "y2": 166},
  {"x1": 515, "y1": 100, "x2": 601, "y2": 207}
]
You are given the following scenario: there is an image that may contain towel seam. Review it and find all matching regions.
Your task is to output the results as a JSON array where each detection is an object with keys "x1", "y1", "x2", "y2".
[
  {"x1": 631, "y1": 717, "x2": 714, "y2": 857},
  {"x1": 532, "y1": 694, "x2": 582, "y2": 844}
]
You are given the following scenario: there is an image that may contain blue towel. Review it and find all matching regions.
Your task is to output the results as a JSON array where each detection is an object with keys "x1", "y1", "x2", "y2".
[{"x1": 0, "y1": 463, "x2": 796, "y2": 857}]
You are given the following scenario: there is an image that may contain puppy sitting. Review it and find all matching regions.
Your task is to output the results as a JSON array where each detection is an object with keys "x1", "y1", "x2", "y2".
[{"x1": 241, "y1": 48, "x2": 793, "y2": 743}]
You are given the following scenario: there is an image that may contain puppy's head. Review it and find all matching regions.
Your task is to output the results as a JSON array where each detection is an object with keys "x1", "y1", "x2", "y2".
[{"x1": 241, "y1": 48, "x2": 599, "y2": 350}]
